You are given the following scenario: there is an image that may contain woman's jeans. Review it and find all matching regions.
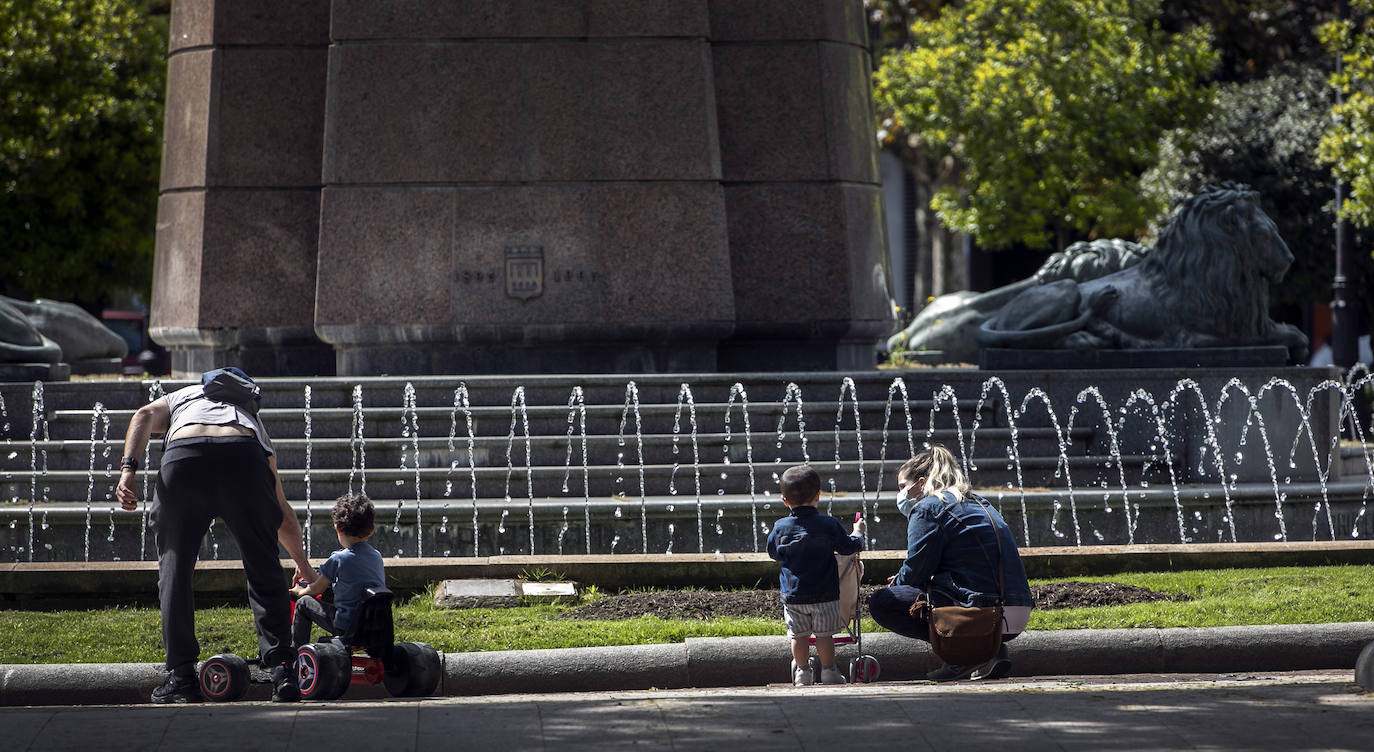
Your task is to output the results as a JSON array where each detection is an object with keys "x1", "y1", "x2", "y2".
[{"x1": 869, "y1": 586, "x2": 1019, "y2": 645}]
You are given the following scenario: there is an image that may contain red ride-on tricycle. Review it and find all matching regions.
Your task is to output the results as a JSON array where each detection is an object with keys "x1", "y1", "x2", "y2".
[{"x1": 198, "y1": 587, "x2": 441, "y2": 702}]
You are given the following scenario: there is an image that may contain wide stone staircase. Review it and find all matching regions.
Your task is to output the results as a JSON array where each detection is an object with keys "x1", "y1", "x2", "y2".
[{"x1": 0, "y1": 371, "x2": 1184, "y2": 562}]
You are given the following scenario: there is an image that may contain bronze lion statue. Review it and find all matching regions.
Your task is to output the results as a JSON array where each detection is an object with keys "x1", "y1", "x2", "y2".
[{"x1": 976, "y1": 184, "x2": 1309, "y2": 361}]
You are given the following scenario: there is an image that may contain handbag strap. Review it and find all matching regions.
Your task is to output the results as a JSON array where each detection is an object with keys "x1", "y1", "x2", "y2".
[{"x1": 936, "y1": 491, "x2": 1006, "y2": 605}]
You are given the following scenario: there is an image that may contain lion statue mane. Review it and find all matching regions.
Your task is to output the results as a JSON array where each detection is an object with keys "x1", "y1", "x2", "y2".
[{"x1": 976, "y1": 183, "x2": 1309, "y2": 361}]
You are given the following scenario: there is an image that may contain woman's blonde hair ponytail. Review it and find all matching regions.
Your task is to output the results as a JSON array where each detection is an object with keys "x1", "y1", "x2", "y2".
[{"x1": 898, "y1": 444, "x2": 970, "y2": 500}]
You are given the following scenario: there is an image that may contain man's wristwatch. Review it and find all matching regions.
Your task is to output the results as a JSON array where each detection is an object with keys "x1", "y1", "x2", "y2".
[{"x1": 120, "y1": 456, "x2": 139, "y2": 471}]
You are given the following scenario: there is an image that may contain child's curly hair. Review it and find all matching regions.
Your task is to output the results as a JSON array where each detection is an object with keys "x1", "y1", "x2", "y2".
[{"x1": 331, "y1": 492, "x2": 375, "y2": 538}]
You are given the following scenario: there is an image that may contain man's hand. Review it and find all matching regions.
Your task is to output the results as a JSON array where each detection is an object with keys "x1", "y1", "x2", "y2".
[
  {"x1": 851, "y1": 517, "x2": 866, "y2": 537},
  {"x1": 115, "y1": 469, "x2": 139, "y2": 511},
  {"x1": 294, "y1": 565, "x2": 319, "y2": 585},
  {"x1": 886, "y1": 574, "x2": 897, "y2": 586}
]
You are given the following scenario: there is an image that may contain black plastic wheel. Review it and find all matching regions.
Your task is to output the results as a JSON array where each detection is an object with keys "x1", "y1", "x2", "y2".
[
  {"x1": 297, "y1": 643, "x2": 349, "y2": 701},
  {"x1": 325, "y1": 653, "x2": 353, "y2": 701},
  {"x1": 1356, "y1": 640, "x2": 1374, "y2": 690},
  {"x1": 850, "y1": 654, "x2": 881, "y2": 683},
  {"x1": 199, "y1": 654, "x2": 248, "y2": 702},
  {"x1": 383, "y1": 642, "x2": 441, "y2": 697}
]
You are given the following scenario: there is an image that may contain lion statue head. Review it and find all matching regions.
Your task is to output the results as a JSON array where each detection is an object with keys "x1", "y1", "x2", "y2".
[{"x1": 1142, "y1": 182, "x2": 1296, "y2": 342}]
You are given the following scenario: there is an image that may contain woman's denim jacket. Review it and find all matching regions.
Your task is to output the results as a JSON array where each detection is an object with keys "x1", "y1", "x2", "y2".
[{"x1": 893, "y1": 491, "x2": 1034, "y2": 609}]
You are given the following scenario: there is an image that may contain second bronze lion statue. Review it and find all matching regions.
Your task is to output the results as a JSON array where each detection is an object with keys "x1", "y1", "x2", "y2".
[{"x1": 976, "y1": 183, "x2": 1308, "y2": 362}]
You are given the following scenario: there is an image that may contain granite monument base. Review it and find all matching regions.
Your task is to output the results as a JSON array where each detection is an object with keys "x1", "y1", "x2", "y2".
[
  {"x1": 717, "y1": 338, "x2": 878, "y2": 372},
  {"x1": 156, "y1": 326, "x2": 336, "y2": 379},
  {"x1": 981, "y1": 346, "x2": 1291, "y2": 370},
  {"x1": 0, "y1": 362, "x2": 70, "y2": 382},
  {"x1": 331, "y1": 341, "x2": 720, "y2": 377}
]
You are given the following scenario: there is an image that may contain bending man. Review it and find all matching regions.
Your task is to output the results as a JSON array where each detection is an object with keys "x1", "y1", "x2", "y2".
[{"x1": 116, "y1": 367, "x2": 317, "y2": 703}]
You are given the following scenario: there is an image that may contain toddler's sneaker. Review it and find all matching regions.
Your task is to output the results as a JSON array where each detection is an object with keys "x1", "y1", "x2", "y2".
[
  {"x1": 793, "y1": 666, "x2": 815, "y2": 686},
  {"x1": 819, "y1": 665, "x2": 848, "y2": 685}
]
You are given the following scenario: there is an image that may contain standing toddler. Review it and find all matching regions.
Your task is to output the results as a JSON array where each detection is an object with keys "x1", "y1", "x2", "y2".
[{"x1": 766, "y1": 465, "x2": 865, "y2": 685}]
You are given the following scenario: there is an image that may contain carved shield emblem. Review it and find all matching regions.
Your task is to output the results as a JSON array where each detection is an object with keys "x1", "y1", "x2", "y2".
[{"x1": 504, "y1": 245, "x2": 544, "y2": 301}]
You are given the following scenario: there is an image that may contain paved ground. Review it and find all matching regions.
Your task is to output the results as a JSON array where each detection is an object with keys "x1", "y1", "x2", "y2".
[{"x1": 2, "y1": 671, "x2": 1368, "y2": 751}]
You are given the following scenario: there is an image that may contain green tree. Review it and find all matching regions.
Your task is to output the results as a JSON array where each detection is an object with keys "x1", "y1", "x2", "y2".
[
  {"x1": 0, "y1": 0, "x2": 168, "y2": 310},
  {"x1": 1319, "y1": 0, "x2": 1374, "y2": 229},
  {"x1": 874, "y1": 0, "x2": 1218, "y2": 251},
  {"x1": 1143, "y1": 64, "x2": 1373, "y2": 319},
  {"x1": 1159, "y1": 1, "x2": 1345, "y2": 83}
]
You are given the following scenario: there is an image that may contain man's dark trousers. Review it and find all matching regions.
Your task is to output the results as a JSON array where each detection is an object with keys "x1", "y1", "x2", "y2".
[{"x1": 152, "y1": 437, "x2": 291, "y2": 674}]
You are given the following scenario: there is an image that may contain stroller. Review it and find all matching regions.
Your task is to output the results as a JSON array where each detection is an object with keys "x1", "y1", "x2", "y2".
[{"x1": 792, "y1": 535, "x2": 881, "y2": 684}]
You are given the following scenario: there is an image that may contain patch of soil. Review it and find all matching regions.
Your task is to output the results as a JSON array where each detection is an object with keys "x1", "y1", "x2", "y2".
[
  {"x1": 561, "y1": 581, "x2": 1185, "y2": 621},
  {"x1": 563, "y1": 587, "x2": 880, "y2": 621},
  {"x1": 1030, "y1": 581, "x2": 1189, "y2": 609}
]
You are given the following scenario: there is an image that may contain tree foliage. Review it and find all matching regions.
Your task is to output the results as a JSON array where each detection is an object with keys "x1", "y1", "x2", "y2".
[
  {"x1": 1160, "y1": 0, "x2": 1346, "y2": 83},
  {"x1": 1319, "y1": 0, "x2": 1374, "y2": 230},
  {"x1": 0, "y1": 0, "x2": 167, "y2": 309},
  {"x1": 1143, "y1": 64, "x2": 1373, "y2": 315},
  {"x1": 874, "y1": 0, "x2": 1218, "y2": 251},
  {"x1": 863, "y1": 0, "x2": 951, "y2": 51}
]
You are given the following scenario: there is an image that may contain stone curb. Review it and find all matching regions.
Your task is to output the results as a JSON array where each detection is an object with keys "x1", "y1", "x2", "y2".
[{"x1": 3, "y1": 623, "x2": 1372, "y2": 706}]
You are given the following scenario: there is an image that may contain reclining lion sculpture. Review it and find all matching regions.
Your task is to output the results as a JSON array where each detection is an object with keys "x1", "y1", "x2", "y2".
[
  {"x1": 886, "y1": 238, "x2": 1149, "y2": 364},
  {"x1": 976, "y1": 183, "x2": 1308, "y2": 362}
]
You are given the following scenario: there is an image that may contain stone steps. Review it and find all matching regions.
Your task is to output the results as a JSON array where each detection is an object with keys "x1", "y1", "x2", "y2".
[
  {"x1": 0, "y1": 367, "x2": 1353, "y2": 561},
  {"x1": 4, "y1": 426, "x2": 1093, "y2": 472},
  {"x1": 40, "y1": 399, "x2": 996, "y2": 442},
  {"x1": 0, "y1": 453, "x2": 1169, "y2": 505},
  {"x1": 7, "y1": 481, "x2": 1368, "y2": 562},
  {"x1": 4, "y1": 371, "x2": 1000, "y2": 411},
  {"x1": 0, "y1": 372, "x2": 1120, "y2": 503}
]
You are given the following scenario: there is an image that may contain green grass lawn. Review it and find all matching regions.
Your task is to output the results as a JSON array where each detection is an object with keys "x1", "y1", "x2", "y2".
[{"x1": 1, "y1": 565, "x2": 1370, "y2": 664}]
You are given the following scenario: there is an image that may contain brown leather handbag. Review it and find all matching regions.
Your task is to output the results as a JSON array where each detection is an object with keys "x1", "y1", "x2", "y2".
[{"x1": 910, "y1": 495, "x2": 1007, "y2": 666}]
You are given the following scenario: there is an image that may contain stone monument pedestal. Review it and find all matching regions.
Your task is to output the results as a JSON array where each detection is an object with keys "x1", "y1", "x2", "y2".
[{"x1": 151, "y1": 0, "x2": 893, "y2": 377}]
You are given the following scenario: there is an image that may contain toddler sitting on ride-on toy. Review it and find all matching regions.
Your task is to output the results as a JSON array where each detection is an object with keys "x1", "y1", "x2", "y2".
[
  {"x1": 290, "y1": 492, "x2": 386, "y2": 648},
  {"x1": 197, "y1": 493, "x2": 439, "y2": 701}
]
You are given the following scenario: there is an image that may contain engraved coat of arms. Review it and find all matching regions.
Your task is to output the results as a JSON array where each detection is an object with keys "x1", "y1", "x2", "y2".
[{"x1": 504, "y1": 246, "x2": 544, "y2": 301}]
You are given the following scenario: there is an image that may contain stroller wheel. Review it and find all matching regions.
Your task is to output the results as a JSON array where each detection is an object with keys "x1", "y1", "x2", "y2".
[{"x1": 850, "y1": 655, "x2": 881, "y2": 683}]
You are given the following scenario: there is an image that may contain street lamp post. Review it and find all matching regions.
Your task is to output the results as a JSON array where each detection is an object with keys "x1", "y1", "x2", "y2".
[{"x1": 1332, "y1": 0, "x2": 1360, "y2": 369}]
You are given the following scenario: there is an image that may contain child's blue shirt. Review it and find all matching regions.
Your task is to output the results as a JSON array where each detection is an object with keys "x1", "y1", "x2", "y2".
[
  {"x1": 318, "y1": 541, "x2": 386, "y2": 633},
  {"x1": 766, "y1": 506, "x2": 863, "y2": 604}
]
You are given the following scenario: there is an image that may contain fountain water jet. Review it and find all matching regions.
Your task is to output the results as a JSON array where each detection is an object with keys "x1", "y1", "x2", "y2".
[{"x1": 723, "y1": 383, "x2": 758, "y2": 551}]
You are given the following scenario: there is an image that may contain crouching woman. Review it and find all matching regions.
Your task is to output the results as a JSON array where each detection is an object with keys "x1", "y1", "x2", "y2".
[{"x1": 868, "y1": 444, "x2": 1034, "y2": 681}]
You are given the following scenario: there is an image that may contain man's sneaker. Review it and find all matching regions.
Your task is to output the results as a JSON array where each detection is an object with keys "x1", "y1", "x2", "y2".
[
  {"x1": 818, "y1": 665, "x2": 848, "y2": 685},
  {"x1": 925, "y1": 661, "x2": 979, "y2": 682},
  {"x1": 151, "y1": 671, "x2": 203, "y2": 704},
  {"x1": 970, "y1": 644, "x2": 1012, "y2": 681},
  {"x1": 271, "y1": 664, "x2": 300, "y2": 703},
  {"x1": 793, "y1": 666, "x2": 815, "y2": 686}
]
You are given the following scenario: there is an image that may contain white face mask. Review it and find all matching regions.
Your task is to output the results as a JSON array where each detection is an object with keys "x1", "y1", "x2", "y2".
[{"x1": 896, "y1": 483, "x2": 922, "y2": 518}]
